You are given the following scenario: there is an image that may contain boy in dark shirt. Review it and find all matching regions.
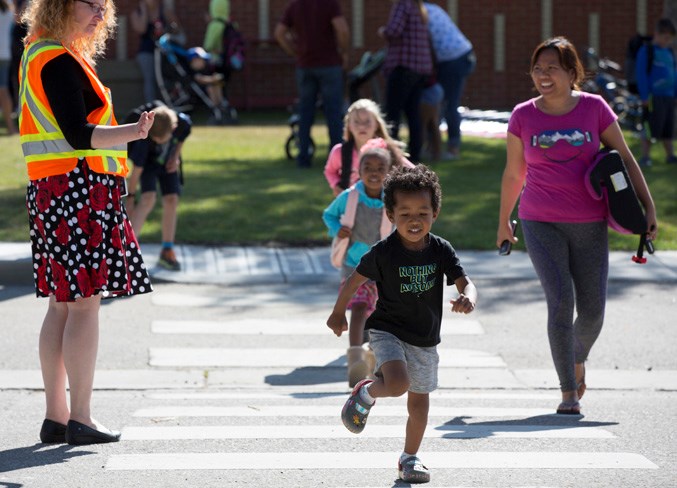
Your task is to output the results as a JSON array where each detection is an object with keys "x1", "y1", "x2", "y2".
[
  {"x1": 125, "y1": 101, "x2": 192, "y2": 271},
  {"x1": 327, "y1": 164, "x2": 477, "y2": 484}
]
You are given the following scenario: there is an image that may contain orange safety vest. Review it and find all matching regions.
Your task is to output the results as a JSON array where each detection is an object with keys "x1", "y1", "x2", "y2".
[{"x1": 19, "y1": 39, "x2": 128, "y2": 180}]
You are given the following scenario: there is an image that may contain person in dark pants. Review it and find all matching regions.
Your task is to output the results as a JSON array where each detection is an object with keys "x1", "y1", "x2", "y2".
[
  {"x1": 496, "y1": 37, "x2": 657, "y2": 416},
  {"x1": 274, "y1": 0, "x2": 349, "y2": 168},
  {"x1": 636, "y1": 18, "x2": 677, "y2": 167},
  {"x1": 379, "y1": 0, "x2": 433, "y2": 163},
  {"x1": 424, "y1": 1, "x2": 475, "y2": 160}
]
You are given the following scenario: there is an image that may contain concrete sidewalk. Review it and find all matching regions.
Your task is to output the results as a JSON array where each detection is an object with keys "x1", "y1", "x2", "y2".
[{"x1": 2, "y1": 241, "x2": 677, "y2": 286}]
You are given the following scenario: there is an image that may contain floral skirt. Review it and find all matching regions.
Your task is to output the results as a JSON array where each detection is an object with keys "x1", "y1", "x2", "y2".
[
  {"x1": 26, "y1": 160, "x2": 152, "y2": 302},
  {"x1": 340, "y1": 278, "x2": 378, "y2": 316}
]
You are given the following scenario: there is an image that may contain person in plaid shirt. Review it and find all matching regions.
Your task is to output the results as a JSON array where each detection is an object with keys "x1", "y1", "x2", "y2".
[{"x1": 379, "y1": 0, "x2": 433, "y2": 163}]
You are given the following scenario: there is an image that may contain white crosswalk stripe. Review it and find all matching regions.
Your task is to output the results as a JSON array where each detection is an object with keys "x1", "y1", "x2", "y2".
[
  {"x1": 107, "y1": 451, "x2": 656, "y2": 470},
  {"x1": 101, "y1": 299, "x2": 662, "y2": 484}
]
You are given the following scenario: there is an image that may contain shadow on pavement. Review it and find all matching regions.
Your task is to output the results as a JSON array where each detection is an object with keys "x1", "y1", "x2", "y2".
[
  {"x1": 265, "y1": 355, "x2": 346, "y2": 386},
  {"x1": 433, "y1": 415, "x2": 619, "y2": 439},
  {"x1": 0, "y1": 286, "x2": 34, "y2": 302},
  {"x1": 0, "y1": 444, "x2": 94, "y2": 473}
]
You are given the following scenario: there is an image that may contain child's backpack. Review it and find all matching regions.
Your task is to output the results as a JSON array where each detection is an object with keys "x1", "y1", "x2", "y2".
[
  {"x1": 330, "y1": 187, "x2": 392, "y2": 269},
  {"x1": 624, "y1": 34, "x2": 653, "y2": 94},
  {"x1": 217, "y1": 20, "x2": 245, "y2": 72},
  {"x1": 586, "y1": 149, "x2": 654, "y2": 263},
  {"x1": 339, "y1": 139, "x2": 355, "y2": 191}
]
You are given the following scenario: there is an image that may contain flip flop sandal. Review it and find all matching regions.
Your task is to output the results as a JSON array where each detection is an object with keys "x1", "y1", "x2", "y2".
[{"x1": 556, "y1": 400, "x2": 581, "y2": 415}]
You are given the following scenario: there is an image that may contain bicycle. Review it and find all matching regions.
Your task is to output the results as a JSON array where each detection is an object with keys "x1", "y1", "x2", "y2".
[{"x1": 285, "y1": 104, "x2": 315, "y2": 161}]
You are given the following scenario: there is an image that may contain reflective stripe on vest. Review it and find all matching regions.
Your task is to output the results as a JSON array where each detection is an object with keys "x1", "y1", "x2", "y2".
[{"x1": 19, "y1": 40, "x2": 128, "y2": 179}]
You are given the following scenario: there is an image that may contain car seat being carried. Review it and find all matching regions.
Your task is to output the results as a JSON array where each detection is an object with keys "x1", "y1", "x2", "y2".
[{"x1": 586, "y1": 149, "x2": 654, "y2": 263}]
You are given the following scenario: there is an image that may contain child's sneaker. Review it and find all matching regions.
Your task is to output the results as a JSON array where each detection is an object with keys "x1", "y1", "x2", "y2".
[
  {"x1": 639, "y1": 156, "x2": 652, "y2": 167},
  {"x1": 158, "y1": 248, "x2": 181, "y2": 271},
  {"x1": 667, "y1": 155, "x2": 677, "y2": 164},
  {"x1": 341, "y1": 378, "x2": 374, "y2": 433},
  {"x1": 398, "y1": 455, "x2": 431, "y2": 484}
]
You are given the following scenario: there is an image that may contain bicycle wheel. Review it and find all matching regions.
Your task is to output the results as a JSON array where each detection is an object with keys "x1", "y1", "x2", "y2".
[{"x1": 285, "y1": 133, "x2": 315, "y2": 161}]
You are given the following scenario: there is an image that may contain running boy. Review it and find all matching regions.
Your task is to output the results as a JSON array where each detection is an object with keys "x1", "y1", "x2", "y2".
[
  {"x1": 125, "y1": 101, "x2": 192, "y2": 271},
  {"x1": 326, "y1": 165, "x2": 477, "y2": 484},
  {"x1": 323, "y1": 138, "x2": 394, "y2": 387}
]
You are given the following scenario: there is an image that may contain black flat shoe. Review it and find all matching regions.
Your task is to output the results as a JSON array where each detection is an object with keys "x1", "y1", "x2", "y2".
[
  {"x1": 40, "y1": 419, "x2": 67, "y2": 443},
  {"x1": 65, "y1": 420, "x2": 121, "y2": 445}
]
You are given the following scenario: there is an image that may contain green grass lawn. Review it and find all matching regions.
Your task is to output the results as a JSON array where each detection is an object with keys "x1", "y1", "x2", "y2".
[{"x1": 1, "y1": 111, "x2": 675, "y2": 251}]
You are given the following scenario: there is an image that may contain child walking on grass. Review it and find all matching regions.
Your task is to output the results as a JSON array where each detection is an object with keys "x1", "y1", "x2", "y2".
[
  {"x1": 324, "y1": 98, "x2": 413, "y2": 196},
  {"x1": 323, "y1": 138, "x2": 394, "y2": 387},
  {"x1": 326, "y1": 164, "x2": 477, "y2": 484}
]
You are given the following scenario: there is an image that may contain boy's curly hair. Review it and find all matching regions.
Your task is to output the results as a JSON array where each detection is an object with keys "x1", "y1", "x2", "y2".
[{"x1": 383, "y1": 165, "x2": 442, "y2": 214}]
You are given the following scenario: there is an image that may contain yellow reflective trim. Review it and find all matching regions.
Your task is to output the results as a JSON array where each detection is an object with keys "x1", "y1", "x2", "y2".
[{"x1": 24, "y1": 153, "x2": 78, "y2": 163}]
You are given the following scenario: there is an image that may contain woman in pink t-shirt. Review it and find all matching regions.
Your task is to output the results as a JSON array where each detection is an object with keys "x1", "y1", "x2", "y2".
[{"x1": 496, "y1": 37, "x2": 657, "y2": 415}]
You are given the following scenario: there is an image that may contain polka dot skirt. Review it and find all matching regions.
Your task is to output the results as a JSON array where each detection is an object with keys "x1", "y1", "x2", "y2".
[{"x1": 26, "y1": 160, "x2": 153, "y2": 302}]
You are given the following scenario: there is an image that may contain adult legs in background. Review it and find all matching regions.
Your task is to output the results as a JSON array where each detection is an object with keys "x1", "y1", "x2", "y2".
[
  {"x1": 385, "y1": 67, "x2": 426, "y2": 162},
  {"x1": 521, "y1": 220, "x2": 608, "y2": 406},
  {"x1": 295, "y1": 67, "x2": 319, "y2": 168},
  {"x1": 317, "y1": 65, "x2": 345, "y2": 150},
  {"x1": 136, "y1": 51, "x2": 157, "y2": 104},
  {"x1": 419, "y1": 84, "x2": 444, "y2": 161},
  {"x1": 437, "y1": 51, "x2": 476, "y2": 156}
]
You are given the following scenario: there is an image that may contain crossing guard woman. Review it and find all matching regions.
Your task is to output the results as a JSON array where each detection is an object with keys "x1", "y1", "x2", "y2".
[{"x1": 19, "y1": 0, "x2": 155, "y2": 445}]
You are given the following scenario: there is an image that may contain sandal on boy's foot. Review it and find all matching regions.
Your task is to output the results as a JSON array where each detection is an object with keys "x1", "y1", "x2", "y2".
[
  {"x1": 556, "y1": 400, "x2": 581, "y2": 415},
  {"x1": 341, "y1": 378, "x2": 374, "y2": 434},
  {"x1": 398, "y1": 455, "x2": 431, "y2": 484}
]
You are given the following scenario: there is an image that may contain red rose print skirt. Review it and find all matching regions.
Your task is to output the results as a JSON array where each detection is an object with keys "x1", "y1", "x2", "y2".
[{"x1": 26, "y1": 159, "x2": 153, "y2": 302}]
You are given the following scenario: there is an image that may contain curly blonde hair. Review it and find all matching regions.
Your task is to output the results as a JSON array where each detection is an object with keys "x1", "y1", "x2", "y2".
[{"x1": 21, "y1": 0, "x2": 117, "y2": 63}]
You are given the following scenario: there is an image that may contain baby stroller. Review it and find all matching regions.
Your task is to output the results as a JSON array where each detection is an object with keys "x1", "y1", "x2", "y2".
[
  {"x1": 154, "y1": 34, "x2": 237, "y2": 125},
  {"x1": 347, "y1": 48, "x2": 386, "y2": 103}
]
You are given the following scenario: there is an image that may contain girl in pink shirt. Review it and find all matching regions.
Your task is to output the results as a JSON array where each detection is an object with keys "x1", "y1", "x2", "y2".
[{"x1": 324, "y1": 98, "x2": 412, "y2": 196}]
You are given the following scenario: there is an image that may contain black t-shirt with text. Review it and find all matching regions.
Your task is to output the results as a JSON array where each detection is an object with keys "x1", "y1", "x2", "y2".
[{"x1": 356, "y1": 232, "x2": 466, "y2": 347}]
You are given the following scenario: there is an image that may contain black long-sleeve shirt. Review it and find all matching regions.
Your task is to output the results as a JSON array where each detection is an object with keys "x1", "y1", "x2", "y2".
[{"x1": 41, "y1": 53, "x2": 102, "y2": 150}]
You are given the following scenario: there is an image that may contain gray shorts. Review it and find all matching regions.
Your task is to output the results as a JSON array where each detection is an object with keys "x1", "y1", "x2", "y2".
[{"x1": 368, "y1": 329, "x2": 439, "y2": 394}]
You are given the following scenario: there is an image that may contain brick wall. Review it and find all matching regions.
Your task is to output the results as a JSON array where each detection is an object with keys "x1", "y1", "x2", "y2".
[{"x1": 109, "y1": 0, "x2": 663, "y2": 111}]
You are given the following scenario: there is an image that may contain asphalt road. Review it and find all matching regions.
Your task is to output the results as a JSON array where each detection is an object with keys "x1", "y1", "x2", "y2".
[{"x1": 0, "y1": 277, "x2": 675, "y2": 487}]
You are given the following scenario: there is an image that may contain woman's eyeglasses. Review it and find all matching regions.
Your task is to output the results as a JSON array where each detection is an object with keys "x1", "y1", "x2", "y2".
[{"x1": 76, "y1": 0, "x2": 107, "y2": 16}]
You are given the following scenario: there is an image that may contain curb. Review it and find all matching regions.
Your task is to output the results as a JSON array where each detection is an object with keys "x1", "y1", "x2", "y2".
[{"x1": 2, "y1": 242, "x2": 677, "y2": 287}]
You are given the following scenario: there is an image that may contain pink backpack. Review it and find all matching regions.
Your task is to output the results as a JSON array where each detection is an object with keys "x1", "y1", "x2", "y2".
[{"x1": 330, "y1": 188, "x2": 392, "y2": 269}]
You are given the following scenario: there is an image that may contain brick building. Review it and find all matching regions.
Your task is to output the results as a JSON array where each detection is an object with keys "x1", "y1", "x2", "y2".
[{"x1": 105, "y1": 0, "x2": 662, "y2": 115}]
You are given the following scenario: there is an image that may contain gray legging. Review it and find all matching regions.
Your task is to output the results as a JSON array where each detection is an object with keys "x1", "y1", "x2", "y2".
[{"x1": 521, "y1": 220, "x2": 608, "y2": 392}]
